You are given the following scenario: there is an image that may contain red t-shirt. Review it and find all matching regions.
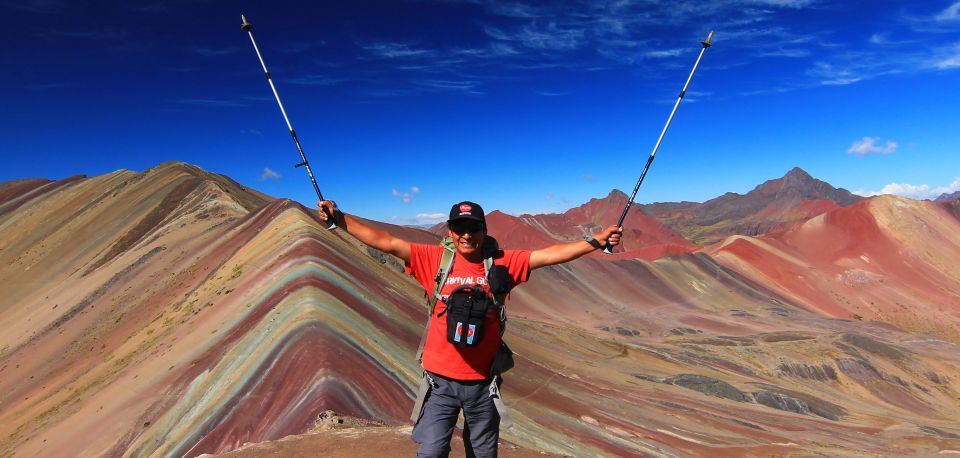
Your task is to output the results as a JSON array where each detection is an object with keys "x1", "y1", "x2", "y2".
[{"x1": 407, "y1": 243, "x2": 531, "y2": 380}]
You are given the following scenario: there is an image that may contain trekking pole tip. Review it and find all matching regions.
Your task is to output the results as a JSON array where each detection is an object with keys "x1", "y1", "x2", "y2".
[
  {"x1": 241, "y1": 14, "x2": 252, "y2": 32},
  {"x1": 702, "y1": 30, "x2": 714, "y2": 48}
]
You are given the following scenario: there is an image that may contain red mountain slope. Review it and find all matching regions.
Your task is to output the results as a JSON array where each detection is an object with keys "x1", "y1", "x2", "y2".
[
  {"x1": 429, "y1": 190, "x2": 695, "y2": 260},
  {"x1": 708, "y1": 195, "x2": 960, "y2": 340}
]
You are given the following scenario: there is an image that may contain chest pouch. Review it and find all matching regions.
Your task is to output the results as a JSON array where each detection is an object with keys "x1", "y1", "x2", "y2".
[{"x1": 440, "y1": 285, "x2": 493, "y2": 347}]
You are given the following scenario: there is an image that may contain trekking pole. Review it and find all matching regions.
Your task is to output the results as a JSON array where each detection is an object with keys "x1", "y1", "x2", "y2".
[
  {"x1": 603, "y1": 30, "x2": 713, "y2": 254},
  {"x1": 241, "y1": 14, "x2": 336, "y2": 229}
]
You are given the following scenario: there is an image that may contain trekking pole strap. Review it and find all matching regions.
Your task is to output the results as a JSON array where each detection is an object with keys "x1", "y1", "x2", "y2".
[
  {"x1": 410, "y1": 372, "x2": 434, "y2": 423},
  {"x1": 489, "y1": 376, "x2": 512, "y2": 428}
]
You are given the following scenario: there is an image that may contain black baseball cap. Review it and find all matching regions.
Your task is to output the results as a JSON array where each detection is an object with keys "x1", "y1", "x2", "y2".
[{"x1": 448, "y1": 201, "x2": 485, "y2": 223}]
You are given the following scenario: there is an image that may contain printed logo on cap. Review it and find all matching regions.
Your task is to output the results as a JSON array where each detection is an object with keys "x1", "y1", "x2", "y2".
[{"x1": 459, "y1": 204, "x2": 472, "y2": 214}]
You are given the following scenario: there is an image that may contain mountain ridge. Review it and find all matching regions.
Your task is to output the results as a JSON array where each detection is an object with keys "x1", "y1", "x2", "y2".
[
  {"x1": 2, "y1": 162, "x2": 960, "y2": 456},
  {"x1": 641, "y1": 167, "x2": 862, "y2": 245}
]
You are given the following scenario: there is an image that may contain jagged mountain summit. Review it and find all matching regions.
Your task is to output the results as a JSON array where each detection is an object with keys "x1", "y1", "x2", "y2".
[
  {"x1": 2, "y1": 162, "x2": 959, "y2": 456},
  {"x1": 642, "y1": 167, "x2": 862, "y2": 245}
]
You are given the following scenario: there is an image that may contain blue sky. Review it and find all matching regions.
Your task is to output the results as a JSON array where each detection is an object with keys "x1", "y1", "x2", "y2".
[{"x1": 1, "y1": 0, "x2": 958, "y2": 225}]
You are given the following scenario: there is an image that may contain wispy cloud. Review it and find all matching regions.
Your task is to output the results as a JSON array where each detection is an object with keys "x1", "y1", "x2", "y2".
[
  {"x1": 758, "y1": 48, "x2": 811, "y2": 58},
  {"x1": 26, "y1": 81, "x2": 70, "y2": 90},
  {"x1": 260, "y1": 167, "x2": 281, "y2": 181},
  {"x1": 363, "y1": 42, "x2": 437, "y2": 59},
  {"x1": 853, "y1": 177, "x2": 960, "y2": 200},
  {"x1": 287, "y1": 75, "x2": 343, "y2": 86},
  {"x1": 281, "y1": 40, "x2": 329, "y2": 54},
  {"x1": 415, "y1": 79, "x2": 483, "y2": 95},
  {"x1": 513, "y1": 22, "x2": 586, "y2": 51},
  {"x1": 173, "y1": 95, "x2": 267, "y2": 107},
  {"x1": 173, "y1": 98, "x2": 247, "y2": 107},
  {"x1": 645, "y1": 49, "x2": 684, "y2": 58},
  {"x1": 129, "y1": 3, "x2": 170, "y2": 14},
  {"x1": 241, "y1": 128, "x2": 262, "y2": 136},
  {"x1": 7, "y1": 0, "x2": 65, "y2": 14},
  {"x1": 868, "y1": 33, "x2": 914, "y2": 46},
  {"x1": 848, "y1": 137, "x2": 898, "y2": 155},
  {"x1": 535, "y1": 90, "x2": 568, "y2": 96},
  {"x1": 749, "y1": 0, "x2": 816, "y2": 7},
  {"x1": 192, "y1": 47, "x2": 241, "y2": 57},
  {"x1": 392, "y1": 186, "x2": 421, "y2": 203},
  {"x1": 934, "y1": 42, "x2": 960, "y2": 69},
  {"x1": 582, "y1": 173, "x2": 595, "y2": 182},
  {"x1": 808, "y1": 62, "x2": 864, "y2": 86},
  {"x1": 936, "y1": 1, "x2": 960, "y2": 21}
]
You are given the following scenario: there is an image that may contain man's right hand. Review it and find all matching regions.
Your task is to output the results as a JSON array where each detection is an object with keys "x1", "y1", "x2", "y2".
[{"x1": 317, "y1": 200, "x2": 342, "y2": 227}]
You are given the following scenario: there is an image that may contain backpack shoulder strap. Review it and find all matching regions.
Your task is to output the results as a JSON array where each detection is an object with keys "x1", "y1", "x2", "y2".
[
  {"x1": 415, "y1": 237, "x2": 456, "y2": 362},
  {"x1": 481, "y1": 236, "x2": 508, "y2": 336},
  {"x1": 432, "y1": 236, "x2": 456, "y2": 305}
]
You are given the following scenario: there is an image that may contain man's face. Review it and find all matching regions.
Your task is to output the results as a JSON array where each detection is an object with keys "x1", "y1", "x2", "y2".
[{"x1": 447, "y1": 219, "x2": 486, "y2": 258}]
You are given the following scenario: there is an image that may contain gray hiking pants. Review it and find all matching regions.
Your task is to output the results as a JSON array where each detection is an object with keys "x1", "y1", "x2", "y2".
[{"x1": 412, "y1": 372, "x2": 500, "y2": 458}]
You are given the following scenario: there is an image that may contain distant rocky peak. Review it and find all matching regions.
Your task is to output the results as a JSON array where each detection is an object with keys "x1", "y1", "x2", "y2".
[
  {"x1": 748, "y1": 167, "x2": 860, "y2": 206},
  {"x1": 779, "y1": 167, "x2": 821, "y2": 195},
  {"x1": 936, "y1": 190, "x2": 960, "y2": 202},
  {"x1": 783, "y1": 166, "x2": 814, "y2": 183}
]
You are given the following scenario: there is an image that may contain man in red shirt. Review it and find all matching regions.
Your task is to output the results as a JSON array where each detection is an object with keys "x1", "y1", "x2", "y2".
[{"x1": 318, "y1": 200, "x2": 621, "y2": 458}]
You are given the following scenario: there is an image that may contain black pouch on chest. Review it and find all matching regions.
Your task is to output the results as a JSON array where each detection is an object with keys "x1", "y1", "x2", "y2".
[{"x1": 441, "y1": 285, "x2": 493, "y2": 347}]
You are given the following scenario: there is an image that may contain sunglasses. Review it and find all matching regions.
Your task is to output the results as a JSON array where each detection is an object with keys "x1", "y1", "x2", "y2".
[{"x1": 450, "y1": 220, "x2": 485, "y2": 235}]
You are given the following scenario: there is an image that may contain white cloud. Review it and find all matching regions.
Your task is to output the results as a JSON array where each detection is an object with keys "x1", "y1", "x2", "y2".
[
  {"x1": 260, "y1": 167, "x2": 281, "y2": 181},
  {"x1": 392, "y1": 186, "x2": 421, "y2": 203},
  {"x1": 853, "y1": 177, "x2": 960, "y2": 200},
  {"x1": 415, "y1": 213, "x2": 446, "y2": 225},
  {"x1": 582, "y1": 173, "x2": 595, "y2": 181},
  {"x1": 936, "y1": 1, "x2": 960, "y2": 21},
  {"x1": 847, "y1": 137, "x2": 898, "y2": 155}
]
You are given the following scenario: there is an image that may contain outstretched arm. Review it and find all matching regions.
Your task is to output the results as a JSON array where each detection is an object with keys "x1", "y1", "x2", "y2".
[
  {"x1": 318, "y1": 200, "x2": 412, "y2": 262},
  {"x1": 529, "y1": 225, "x2": 623, "y2": 270}
]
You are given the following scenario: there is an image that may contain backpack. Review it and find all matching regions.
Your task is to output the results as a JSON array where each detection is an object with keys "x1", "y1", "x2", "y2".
[{"x1": 410, "y1": 235, "x2": 515, "y2": 427}]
